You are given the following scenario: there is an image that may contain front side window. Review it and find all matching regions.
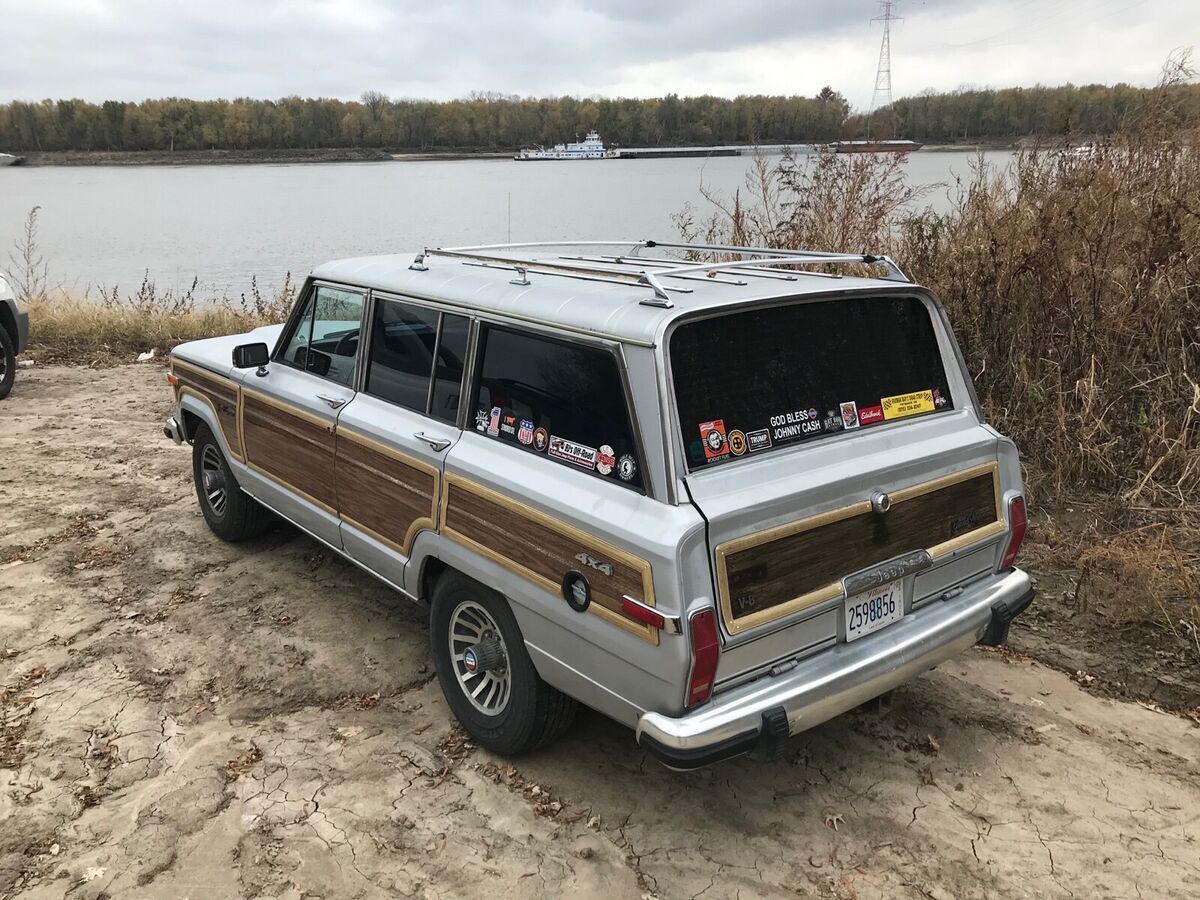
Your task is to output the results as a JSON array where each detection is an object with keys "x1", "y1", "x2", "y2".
[
  {"x1": 473, "y1": 326, "x2": 643, "y2": 490},
  {"x1": 277, "y1": 285, "x2": 364, "y2": 387},
  {"x1": 671, "y1": 295, "x2": 953, "y2": 469}
]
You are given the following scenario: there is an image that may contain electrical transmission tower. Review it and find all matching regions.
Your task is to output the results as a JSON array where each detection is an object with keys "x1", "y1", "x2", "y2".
[{"x1": 869, "y1": 0, "x2": 901, "y2": 121}]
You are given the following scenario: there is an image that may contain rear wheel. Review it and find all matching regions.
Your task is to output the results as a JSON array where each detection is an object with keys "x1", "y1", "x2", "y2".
[
  {"x1": 191, "y1": 423, "x2": 270, "y2": 541},
  {"x1": 430, "y1": 571, "x2": 577, "y2": 755},
  {"x1": 0, "y1": 327, "x2": 14, "y2": 400}
]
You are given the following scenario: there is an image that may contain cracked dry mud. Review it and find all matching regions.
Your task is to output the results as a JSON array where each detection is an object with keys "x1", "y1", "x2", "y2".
[{"x1": 1, "y1": 364, "x2": 1197, "y2": 900}]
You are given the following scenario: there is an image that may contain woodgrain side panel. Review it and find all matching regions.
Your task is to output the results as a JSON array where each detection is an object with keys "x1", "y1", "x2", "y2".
[
  {"x1": 441, "y1": 475, "x2": 658, "y2": 644},
  {"x1": 173, "y1": 361, "x2": 241, "y2": 459},
  {"x1": 717, "y1": 464, "x2": 1004, "y2": 634},
  {"x1": 241, "y1": 390, "x2": 337, "y2": 512},
  {"x1": 336, "y1": 428, "x2": 438, "y2": 555}
]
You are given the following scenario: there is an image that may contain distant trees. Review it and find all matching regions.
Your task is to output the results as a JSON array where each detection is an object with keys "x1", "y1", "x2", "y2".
[
  {"x1": 0, "y1": 82, "x2": 1196, "y2": 153},
  {"x1": 845, "y1": 82, "x2": 1200, "y2": 142}
]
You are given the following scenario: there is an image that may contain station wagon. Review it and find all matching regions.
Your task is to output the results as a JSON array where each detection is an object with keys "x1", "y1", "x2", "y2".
[{"x1": 164, "y1": 240, "x2": 1034, "y2": 769}]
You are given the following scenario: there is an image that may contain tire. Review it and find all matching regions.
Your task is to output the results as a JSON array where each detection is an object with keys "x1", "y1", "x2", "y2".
[
  {"x1": 0, "y1": 326, "x2": 14, "y2": 401},
  {"x1": 191, "y1": 423, "x2": 271, "y2": 541},
  {"x1": 430, "y1": 571, "x2": 577, "y2": 756}
]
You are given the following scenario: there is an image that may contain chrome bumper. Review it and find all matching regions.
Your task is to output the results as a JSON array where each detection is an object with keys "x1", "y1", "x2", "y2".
[
  {"x1": 636, "y1": 568, "x2": 1033, "y2": 769},
  {"x1": 163, "y1": 415, "x2": 184, "y2": 445}
]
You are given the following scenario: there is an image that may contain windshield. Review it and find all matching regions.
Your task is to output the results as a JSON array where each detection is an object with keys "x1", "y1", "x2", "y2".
[{"x1": 671, "y1": 294, "x2": 954, "y2": 470}]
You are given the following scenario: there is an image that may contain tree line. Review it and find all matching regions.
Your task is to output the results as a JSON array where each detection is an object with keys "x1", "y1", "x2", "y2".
[
  {"x1": 1, "y1": 82, "x2": 1196, "y2": 153},
  {"x1": 846, "y1": 82, "x2": 1200, "y2": 142}
]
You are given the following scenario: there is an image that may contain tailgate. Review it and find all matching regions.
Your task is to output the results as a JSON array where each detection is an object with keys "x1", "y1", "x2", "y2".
[{"x1": 669, "y1": 291, "x2": 1010, "y2": 685}]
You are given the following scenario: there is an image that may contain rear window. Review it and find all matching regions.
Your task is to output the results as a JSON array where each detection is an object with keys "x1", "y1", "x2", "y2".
[{"x1": 671, "y1": 295, "x2": 953, "y2": 469}]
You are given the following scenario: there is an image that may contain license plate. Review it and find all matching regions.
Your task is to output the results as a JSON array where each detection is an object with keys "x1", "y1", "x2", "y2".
[{"x1": 844, "y1": 579, "x2": 904, "y2": 642}]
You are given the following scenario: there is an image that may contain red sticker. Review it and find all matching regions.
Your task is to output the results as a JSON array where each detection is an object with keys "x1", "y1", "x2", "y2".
[
  {"x1": 699, "y1": 419, "x2": 728, "y2": 460},
  {"x1": 859, "y1": 405, "x2": 884, "y2": 426}
]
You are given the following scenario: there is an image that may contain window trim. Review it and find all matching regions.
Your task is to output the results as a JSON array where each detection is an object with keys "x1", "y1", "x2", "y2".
[
  {"x1": 272, "y1": 278, "x2": 369, "y2": 388},
  {"x1": 468, "y1": 321, "x2": 651, "y2": 496},
  {"x1": 662, "y1": 288, "x2": 961, "y2": 476}
]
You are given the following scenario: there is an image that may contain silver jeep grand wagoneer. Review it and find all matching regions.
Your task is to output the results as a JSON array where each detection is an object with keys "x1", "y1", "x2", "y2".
[{"x1": 163, "y1": 240, "x2": 1033, "y2": 769}]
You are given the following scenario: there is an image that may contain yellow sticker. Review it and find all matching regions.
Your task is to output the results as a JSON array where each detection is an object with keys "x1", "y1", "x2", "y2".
[{"x1": 881, "y1": 389, "x2": 935, "y2": 420}]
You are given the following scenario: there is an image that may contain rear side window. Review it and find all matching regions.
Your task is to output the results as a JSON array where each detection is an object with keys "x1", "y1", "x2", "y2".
[
  {"x1": 671, "y1": 295, "x2": 953, "y2": 469},
  {"x1": 473, "y1": 326, "x2": 643, "y2": 490},
  {"x1": 364, "y1": 299, "x2": 469, "y2": 423}
]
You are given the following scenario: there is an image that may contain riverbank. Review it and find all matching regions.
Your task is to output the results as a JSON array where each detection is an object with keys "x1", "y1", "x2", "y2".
[
  {"x1": 5, "y1": 143, "x2": 1022, "y2": 166},
  {"x1": 13, "y1": 147, "x2": 395, "y2": 166}
]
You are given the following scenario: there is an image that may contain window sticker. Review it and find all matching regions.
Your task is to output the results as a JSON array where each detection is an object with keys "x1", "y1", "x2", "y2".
[
  {"x1": 768, "y1": 407, "x2": 821, "y2": 442},
  {"x1": 728, "y1": 430, "x2": 747, "y2": 456},
  {"x1": 859, "y1": 404, "x2": 884, "y2": 426},
  {"x1": 840, "y1": 401, "x2": 860, "y2": 430},
  {"x1": 487, "y1": 406, "x2": 501, "y2": 436},
  {"x1": 500, "y1": 412, "x2": 518, "y2": 436},
  {"x1": 746, "y1": 428, "x2": 772, "y2": 452},
  {"x1": 821, "y1": 409, "x2": 844, "y2": 433},
  {"x1": 881, "y1": 389, "x2": 935, "y2": 421},
  {"x1": 699, "y1": 419, "x2": 729, "y2": 460},
  {"x1": 933, "y1": 387, "x2": 948, "y2": 408},
  {"x1": 617, "y1": 454, "x2": 638, "y2": 482},
  {"x1": 517, "y1": 419, "x2": 535, "y2": 446},
  {"x1": 533, "y1": 427, "x2": 549, "y2": 452},
  {"x1": 596, "y1": 444, "x2": 616, "y2": 475},
  {"x1": 475, "y1": 409, "x2": 489, "y2": 432},
  {"x1": 549, "y1": 435, "x2": 598, "y2": 470}
]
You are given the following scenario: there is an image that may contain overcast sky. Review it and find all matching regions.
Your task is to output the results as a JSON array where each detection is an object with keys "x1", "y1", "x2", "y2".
[{"x1": 0, "y1": 0, "x2": 1189, "y2": 110}]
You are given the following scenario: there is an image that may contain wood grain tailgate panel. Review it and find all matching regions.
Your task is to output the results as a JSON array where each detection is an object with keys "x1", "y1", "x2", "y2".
[
  {"x1": 336, "y1": 429, "x2": 438, "y2": 554},
  {"x1": 718, "y1": 464, "x2": 1005, "y2": 633},
  {"x1": 441, "y1": 476, "x2": 659, "y2": 643}
]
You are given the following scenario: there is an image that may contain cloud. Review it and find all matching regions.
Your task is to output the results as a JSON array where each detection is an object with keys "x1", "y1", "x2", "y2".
[{"x1": 0, "y1": 0, "x2": 1189, "y2": 109}]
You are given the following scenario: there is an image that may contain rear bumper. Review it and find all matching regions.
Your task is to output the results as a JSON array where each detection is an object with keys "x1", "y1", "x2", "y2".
[{"x1": 636, "y1": 568, "x2": 1034, "y2": 770}]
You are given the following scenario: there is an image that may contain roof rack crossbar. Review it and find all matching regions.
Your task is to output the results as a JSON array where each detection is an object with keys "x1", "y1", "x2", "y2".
[{"x1": 643, "y1": 240, "x2": 909, "y2": 282}]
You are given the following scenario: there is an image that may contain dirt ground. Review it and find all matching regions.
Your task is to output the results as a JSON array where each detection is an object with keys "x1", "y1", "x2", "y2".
[{"x1": 1, "y1": 364, "x2": 1197, "y2": 900}]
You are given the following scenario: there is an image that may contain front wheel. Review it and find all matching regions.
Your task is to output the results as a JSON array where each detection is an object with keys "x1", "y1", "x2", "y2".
[
  {"x1": 430, "y1": 572, "x2": 577, "y2": 756},
  {"x1": 191, "y1": 423, "x2": 270, "y2": 541}
]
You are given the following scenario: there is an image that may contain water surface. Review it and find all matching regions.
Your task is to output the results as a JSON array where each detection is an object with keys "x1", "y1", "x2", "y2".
[{"x1": 0, "y1": 151, "x2": 1014, "y2": 295}]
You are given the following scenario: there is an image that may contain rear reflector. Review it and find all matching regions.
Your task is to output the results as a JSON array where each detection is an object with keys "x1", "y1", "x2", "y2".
[
  {"x1": 1001, "y1": 496, "x2": 1027, "y2": 570},
  {"x1": 686, "y1": 610, "x2": 720, "y2": 707},
  {"x1": 621, "y1": 596, "x2": 665, "y2": 630}
]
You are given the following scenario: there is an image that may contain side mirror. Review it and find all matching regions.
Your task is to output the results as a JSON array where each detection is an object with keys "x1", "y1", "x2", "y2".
[{"x1": 232, "y1": 342, "x2": 270, "y2": 369}]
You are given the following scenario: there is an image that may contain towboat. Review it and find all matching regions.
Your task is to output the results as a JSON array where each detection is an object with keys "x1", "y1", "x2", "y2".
[
  {"x1": 831, "y1": 139, "x2": 922, "y2": 154},
  {"x1": 515, "y1": 131, "x2": 616, "y2": 160}
]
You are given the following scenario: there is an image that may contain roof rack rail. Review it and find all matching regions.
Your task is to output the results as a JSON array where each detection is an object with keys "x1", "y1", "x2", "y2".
[{"x1": 408, "y1": 240, "x2": 909, "y2": 306}]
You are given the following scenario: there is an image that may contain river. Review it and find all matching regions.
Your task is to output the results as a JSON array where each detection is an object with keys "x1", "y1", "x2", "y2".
[{"x1": 0, "y1": 151, "x2": 1014, "y2": 296}]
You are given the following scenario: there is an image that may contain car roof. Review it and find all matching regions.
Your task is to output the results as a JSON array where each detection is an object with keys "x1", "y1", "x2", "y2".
[{"x1": 310, "y1": 247, "x2": 914, "y2": 347}]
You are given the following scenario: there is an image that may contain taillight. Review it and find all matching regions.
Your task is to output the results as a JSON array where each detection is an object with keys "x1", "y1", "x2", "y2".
[
  {"x1": 1001, "y1": 496, "x2": 1027, "y2": 570},
  {"x1": 686, "y1": 609, "x2": 720, "y2": 707}
]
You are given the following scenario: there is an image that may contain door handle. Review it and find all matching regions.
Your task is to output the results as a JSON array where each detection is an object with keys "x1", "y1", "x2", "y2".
[
  {"x1": 413, "y1": 431, "x2": 452, "y2": 452},
  {"x1": 316, "y1": 393, "x2": 347, "y2": 409}
]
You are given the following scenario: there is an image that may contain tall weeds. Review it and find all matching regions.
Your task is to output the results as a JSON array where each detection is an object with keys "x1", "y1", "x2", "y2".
[{"x1": 678, "y1": 70, "x2": 1200, "y2": 507}]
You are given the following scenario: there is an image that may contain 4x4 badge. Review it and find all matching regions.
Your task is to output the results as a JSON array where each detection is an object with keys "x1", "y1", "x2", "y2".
[{"x1": 574, "y1": 552, "x2": 613, "y2": 577}]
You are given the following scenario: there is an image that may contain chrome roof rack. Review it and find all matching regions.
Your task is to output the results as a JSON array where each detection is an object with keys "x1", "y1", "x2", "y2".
[{"x1": 408, "y1": 240, "x2": 910, "y2": 307}]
